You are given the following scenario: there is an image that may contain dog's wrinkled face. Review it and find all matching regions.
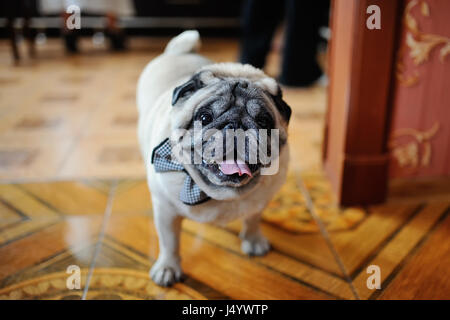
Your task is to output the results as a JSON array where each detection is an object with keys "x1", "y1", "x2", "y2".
[{"x1": 169, "y1": 63, "x2": 291, "y2": 197}]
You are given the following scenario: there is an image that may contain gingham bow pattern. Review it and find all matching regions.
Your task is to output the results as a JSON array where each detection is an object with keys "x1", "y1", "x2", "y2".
[{"x1": 151, "y1": 138, "x2": 210, "y2": 206}]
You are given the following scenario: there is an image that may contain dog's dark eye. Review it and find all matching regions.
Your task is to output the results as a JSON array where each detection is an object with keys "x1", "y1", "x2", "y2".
[{"x1": 199, "y1": 113, "x2": 213, "y2": 125}]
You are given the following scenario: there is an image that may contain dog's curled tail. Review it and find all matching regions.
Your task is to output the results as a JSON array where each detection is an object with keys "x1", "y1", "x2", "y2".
[{"x1": 164, "y1": 30, "x2": 201, "y2": 55}]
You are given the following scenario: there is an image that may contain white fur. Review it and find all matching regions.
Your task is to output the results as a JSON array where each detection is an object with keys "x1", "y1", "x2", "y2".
[
  {"x1": 137, "y1": 31, "x2": 289, "y2": 286},
  {"x1": 164, "y1": 30, "x2": 201, "y2": 55}
]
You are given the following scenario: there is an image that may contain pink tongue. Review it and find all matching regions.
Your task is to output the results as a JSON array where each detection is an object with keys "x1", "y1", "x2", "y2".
[{"x1": 219, "y1": 160, "x2": 252, "y2": 177}]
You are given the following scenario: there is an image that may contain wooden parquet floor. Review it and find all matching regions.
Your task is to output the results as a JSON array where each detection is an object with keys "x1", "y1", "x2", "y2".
[{"x1": 0, "y1": 37, "x2": 449, "y2": 299}]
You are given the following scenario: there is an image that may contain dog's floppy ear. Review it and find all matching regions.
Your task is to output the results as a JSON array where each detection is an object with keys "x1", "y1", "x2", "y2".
[
  {"x1": 271, "y1": 87, "x2": 292, "y2": 124},
  {"x1": 172, "y1": 73, "x2": 204, "y2": 106}
]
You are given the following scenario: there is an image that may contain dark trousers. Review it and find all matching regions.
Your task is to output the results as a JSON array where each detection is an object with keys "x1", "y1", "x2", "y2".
[
  {"x1": 2, "y1": 0, "x2": 38, "y2": 61},
  {"x1": 240, "y1": 0, "x2": 330, "y2": 87}
]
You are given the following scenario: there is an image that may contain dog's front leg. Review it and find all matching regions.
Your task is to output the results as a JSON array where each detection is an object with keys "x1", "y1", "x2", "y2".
[
  {"x1": 240, "y1": 213, "x2": 271, "y2": 256},
  {"x1": 150, "y1": 202, "x2": 183, "y2": 286}
]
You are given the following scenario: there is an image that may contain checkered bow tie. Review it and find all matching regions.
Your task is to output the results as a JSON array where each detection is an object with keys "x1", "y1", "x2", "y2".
[{"x1": 151, "y1": 138, "x2": 210, "y2": 206}]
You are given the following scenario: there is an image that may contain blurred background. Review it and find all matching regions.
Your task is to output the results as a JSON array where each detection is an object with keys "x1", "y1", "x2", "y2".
[
  {"x1": 0, "y1": 0, "x2": 329, "y2": 181},
  {"x1": 0, "y1": 0, "x2": 448, "y2": 300}
]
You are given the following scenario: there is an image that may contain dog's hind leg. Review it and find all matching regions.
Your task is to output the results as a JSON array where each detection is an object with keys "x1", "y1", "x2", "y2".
[
  {"x1": 240, "y1": 213, "x2": 271, "y2": 256},
  {"x1": 150, "y1": 200, "x2": 184, "y2": 286}
]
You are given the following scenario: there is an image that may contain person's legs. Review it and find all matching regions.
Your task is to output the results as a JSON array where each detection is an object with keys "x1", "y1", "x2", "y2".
[
  {"x1": 62, "y1": 11, "x2": 79, "y2": 53},
  {"x1": 6, "y1": 17, "x2": 20, "y2": 62},
  {"x1": 239, "y1": 0, "x2": 284, "y2": 69},
  {"x1": 105, "y1": 12, "x2": 126, "y2": 51},
  {"x1": 5, "y1": 0, "x2": 21, "y2": 62},
  {"x1": 21, "y1": 0, "x2": 37, "y2": 58},
  {"x1": 279, "y1": 0, "x2": 329, "y2": 86}
]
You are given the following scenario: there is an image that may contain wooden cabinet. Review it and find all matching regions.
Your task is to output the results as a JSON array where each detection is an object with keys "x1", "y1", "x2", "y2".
[
  {"x1": 323, "y1": 0, "x2": 401, "y2": 206},
  {"x1": 324, "y1": 0, "x2": 450, "y2": 206}
]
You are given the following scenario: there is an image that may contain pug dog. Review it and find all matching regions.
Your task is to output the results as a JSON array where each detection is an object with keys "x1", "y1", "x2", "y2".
[{"x1": 137, "y1": 30, "x2": 291, "y2": 286}]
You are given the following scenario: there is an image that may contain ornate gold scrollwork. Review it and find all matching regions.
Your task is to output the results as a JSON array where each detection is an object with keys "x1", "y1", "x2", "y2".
[
  {"x1": 396, "y1": 0, "x2": 450, "y2": 86},
  {"x1": 390, "y1": 122, "x2": 439, "y2": 171}
]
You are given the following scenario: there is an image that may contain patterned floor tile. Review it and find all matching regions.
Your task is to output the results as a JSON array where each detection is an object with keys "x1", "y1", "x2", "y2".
[
  {"x1": 0, "y1": 184, "x2": 61, "y2": 246},
  {"x1": 288, "y1": 117, "x2": 324, "y2": 173},
  {"x1": 184, "y1": 219, "x2": 353, "y2": 299},
  {"x1": 379, "y1": 210, "x2": 450, "y2": 299},
  {"x1": 320, "y1": 203, "x2": 420, "y2": 277},
  {"x1": 59, "y1": 135, "x2": 146, "y2": 180},
  {"x1": 107, "y1": 173, "x2": 352, "y2": 285},
  {"x1": 299, "y1": 170, "x2": 367, "y2": 232},
  {"x1": 296, "y1": 168, "x2": 450, "y2": 299},
  {"x1": 19, "y1": 181, "x2": 111, "y2": 216},
  {"x1": 0, "y1": 135, "x2": 74, "y2": 181},
  {"x1": 0, "y1": 233, "x2": 100, "y2": 300},
  {"x1": 265, "y1": 172, "x2": 366, "y2": 233},
  {"x1": 0, "y1": 106, "x2": 92, "y2": 141},
  {"x1": 352, "y1": 202, "x2": 450, "y2": 299},
  {"x1": 82, "y1": 106, "x2": 139, "y2": 139},
  {"x1": 86, "y1": 238, "x2": 221, "y2": 300},
  {"x1": 0, "y1": 182, "x2": 106, "y2": 299},
  {"x1": 98, "y1": 214, "x2": 332, "y2": 300},
  {"x1": 111, "y1": 180, "x2": 152, "y2": 215}
]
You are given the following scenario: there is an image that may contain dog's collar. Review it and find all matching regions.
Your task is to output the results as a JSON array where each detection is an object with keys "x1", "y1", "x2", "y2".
[{"x1": 151, "y1": 138, "x2": 210, "y2": 206}]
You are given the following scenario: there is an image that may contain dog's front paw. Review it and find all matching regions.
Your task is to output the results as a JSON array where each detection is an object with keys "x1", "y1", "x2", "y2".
[
  {"x1": 150, "y1": 258, "x2": 183, "y2": 287},
  {"x1": 241, "y1": 235, "x2": 271, "y2": 256}
]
